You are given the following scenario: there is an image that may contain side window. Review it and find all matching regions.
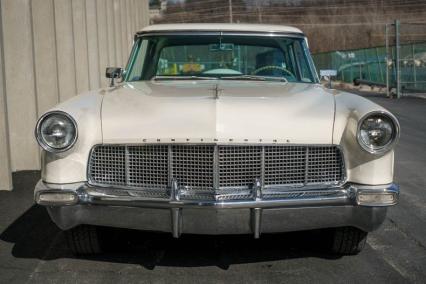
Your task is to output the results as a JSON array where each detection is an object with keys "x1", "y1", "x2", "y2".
[{"x1": 293, "y1": 41, "x2": 314, "y2": 82}]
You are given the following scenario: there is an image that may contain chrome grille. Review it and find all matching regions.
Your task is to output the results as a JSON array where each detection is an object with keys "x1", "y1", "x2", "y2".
[
  {"x1": 219, "y1": 146, "x2": 262, "y2": 188},
  {"x1": 264, "y1": 146, "x2": 306, "y2": 186},
  {"x1": 88, "y1": 145, "x2": 344, "y2": 192},
  {"x1": 172, "y1": 145, "x2": 214, "y2": 190},
  {"x1": 307, "y1": 147, "x2": 343, "y2": 183},
  {"x1": 89, "y1": 145, "x2": 126, "y2": 186},
  {"x1": 127, "y1": 145, "x2": 168, "y2": 188}
]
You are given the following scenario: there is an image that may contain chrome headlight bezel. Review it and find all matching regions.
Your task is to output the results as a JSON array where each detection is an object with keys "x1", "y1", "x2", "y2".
[
  {"x1": 35, "y1": 111, "x2": 78, "y2": 153},
  {"x1": 356, "y1": 111, "x2": 400, "y2": 154}
]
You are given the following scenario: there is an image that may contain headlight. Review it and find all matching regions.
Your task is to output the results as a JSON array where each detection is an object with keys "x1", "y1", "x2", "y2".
[
  {"x1": 357, "y1": 112, "x2": 399, "y2": 154},
  {"x1": 35, "y1": 111, "x2": 78, "y2": 152}
]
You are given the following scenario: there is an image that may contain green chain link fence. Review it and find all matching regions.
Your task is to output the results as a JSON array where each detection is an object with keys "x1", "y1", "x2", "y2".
[{"x1": 313, "y1": 42, "x2": 426, "y2": 93}]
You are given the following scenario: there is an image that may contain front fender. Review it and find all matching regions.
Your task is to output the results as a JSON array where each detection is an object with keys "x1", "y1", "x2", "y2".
[
  {"x1": 333, "y1": 91, "x2": 396, "y2": 185},
  {"x1": 40, "y1": 91, "x2": 104, "y2": 183}
]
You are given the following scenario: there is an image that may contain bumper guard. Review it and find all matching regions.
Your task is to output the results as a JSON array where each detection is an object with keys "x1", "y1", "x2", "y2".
[{"x1": 35, "y1": 181, "x2": 399, "y2": 238}]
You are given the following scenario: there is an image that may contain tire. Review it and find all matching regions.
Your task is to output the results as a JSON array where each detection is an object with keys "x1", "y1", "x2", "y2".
[
  {"x1": 331, "y1": 227, "x2": 368, "y2": 255},
  {"x1": 65, "y1": 225, "x2": 102, "y2": 255}
]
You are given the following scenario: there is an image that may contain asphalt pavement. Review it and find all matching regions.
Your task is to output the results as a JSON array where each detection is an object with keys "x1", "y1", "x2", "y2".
[{"x1": 0, "y1": 92, "x2": 425, "y2": 283}]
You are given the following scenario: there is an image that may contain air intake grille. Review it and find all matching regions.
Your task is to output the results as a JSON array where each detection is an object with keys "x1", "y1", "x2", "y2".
[
  {"x1": 89, "y1": 145, "x2": 126, "y2": 186},
  {"x1": 128, "y1": 145, "x2": 168, "y2": 188},
  {"x1": 172, "y1": 145, "x2": 214, "y2": 190},
  {"x1": 219, "y1": 146, "x2": 262, "y2": 188},
  {"x1": 264, "y1": 146, "x2": 306, "y2": 186},
  {"x1": 88, "y1": 145, "x2": 344, "y2": 190}
]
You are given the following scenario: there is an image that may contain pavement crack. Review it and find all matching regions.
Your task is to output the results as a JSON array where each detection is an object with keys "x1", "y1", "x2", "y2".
[{"x1": 388, "y1": 217, "x2": 426, "y2": 251}]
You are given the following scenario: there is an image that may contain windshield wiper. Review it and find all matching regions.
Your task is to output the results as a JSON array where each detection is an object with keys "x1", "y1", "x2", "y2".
[
  {"x1": 220, "y1": 75, "x2": 288, "y2": 83},
  {"x1": 152, "y1": 75, "x2": 218, "y2": 81}
]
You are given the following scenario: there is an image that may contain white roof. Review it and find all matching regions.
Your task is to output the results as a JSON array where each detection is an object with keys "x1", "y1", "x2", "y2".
[{"x1": 140, "y1": 23, "x2": 303, "y2": 34}]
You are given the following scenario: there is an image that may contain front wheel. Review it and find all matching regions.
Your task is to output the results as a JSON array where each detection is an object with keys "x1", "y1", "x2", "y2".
[
  {"x1": 65, "y1": 225, "x2": 102, "y2": 255},
  {"x1": 331, "y1": 227, "x2": 368, "y2": 255}
]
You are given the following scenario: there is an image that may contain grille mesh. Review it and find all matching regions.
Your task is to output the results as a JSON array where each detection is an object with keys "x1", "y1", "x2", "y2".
[
  {"x1": 172, "y1": 145, "x2": 214, "y2": 190},
  {"x1": 264, "y1": 146, "x2": 306, "y2": 186},
  {"x1": 89, "y1": 145, "x2": 126, "y2": 186},
  {"x1": 127, "y1": 145, "x2": 168, "y2": 188},
  {"x1": 219, "y1": 146, "x2": 262, "y2": 188},
  {"x1": 88, "y1": 145, "x2": 344, "y2": 190},
  {"x1": 307, "y1": 146, "x2": 343, "y2": 183}
]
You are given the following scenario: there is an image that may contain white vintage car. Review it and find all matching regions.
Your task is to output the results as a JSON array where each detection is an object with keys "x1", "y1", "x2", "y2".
[{"x1": 34, "y1": 24, "x2": 400, "y2": 255}]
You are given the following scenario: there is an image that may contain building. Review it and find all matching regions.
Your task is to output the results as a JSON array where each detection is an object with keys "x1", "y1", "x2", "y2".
[
  {"x1": 149, "y1": 0, "x2": 168, "y2": 24},
  {"x1": 0, "y1": 0, "x2": 150, "y2": 191}
]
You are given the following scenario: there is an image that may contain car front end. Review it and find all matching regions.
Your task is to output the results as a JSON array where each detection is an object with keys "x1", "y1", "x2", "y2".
[{"x1": 34, "y1": 24, "x2": 400, "y2": 255}]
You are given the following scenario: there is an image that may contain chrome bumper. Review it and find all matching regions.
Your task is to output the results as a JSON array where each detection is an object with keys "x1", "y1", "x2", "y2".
[{"x1": 35, "y1": 181, "x2": 399, "y2": 238}]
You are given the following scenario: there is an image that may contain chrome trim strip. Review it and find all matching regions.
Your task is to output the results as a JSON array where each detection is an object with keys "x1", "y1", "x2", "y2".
[
  {"x1": 125, "y1": 146, "x2": 130, "y2": 185},
  {"x1": 171, "y1": 179, "x2": 179, "y2": 201},
  {"x1": 135, "y1": 31, "x2": 306, "y2": 38},
  {"x1": 304, "y1": 147, "x2": 309, "y2": 185},
  {"x1": 260, "y1": 146, "x2": 265, "y2": 188},
  {"x1": 168, "y1": 145, "x2": 173, "y2": 187},
  {"x1": 213, "y1": 145, "x2": 219, "y2": 189},
  {"x1": 253, "y1": 178, "x2": 262, "y2": 200},
  {"x1": 89, "y1": 142, "x2": 343, "y2": 147},
  {"x1": 83, "y1": 189, "x2": 351, "y2": 209}
]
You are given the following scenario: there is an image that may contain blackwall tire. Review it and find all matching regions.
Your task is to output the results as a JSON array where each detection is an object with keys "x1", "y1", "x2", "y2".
[
  {"x1": 331, "y1": 227, "x2": 368, "y2": 255},
  {"x1": 65, "y1": 225, "x2": 102, "y2": 255}
]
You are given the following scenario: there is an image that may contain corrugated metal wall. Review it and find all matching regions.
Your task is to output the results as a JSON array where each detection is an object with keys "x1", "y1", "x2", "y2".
[{"x1": 0, "y1": 0, "x2": 150, "y2": 190}]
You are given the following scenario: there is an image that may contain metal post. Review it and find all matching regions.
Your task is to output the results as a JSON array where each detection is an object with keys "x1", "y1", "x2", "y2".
[
  {"x1": 385, "y1": 24, "x2": 390, "y2": 97},
  {"x1": 395, "y1": 19, "x2": 401, "y2": 98},
  {"x1": 412, "y1": 44, "x2": 417, "y2": 89},
  {"x1": 228, "y1": 0, "x2": 233, "y2": 23}
]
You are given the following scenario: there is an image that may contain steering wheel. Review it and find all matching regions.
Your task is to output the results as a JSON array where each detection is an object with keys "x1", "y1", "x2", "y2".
[{"x1": 253, "y1": 65, "x2": 295, "y2": 78}]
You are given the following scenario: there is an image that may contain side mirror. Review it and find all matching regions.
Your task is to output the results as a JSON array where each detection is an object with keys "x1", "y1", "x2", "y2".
[{"x1": 106, "y1": 67, "x2": 123, "y2": 87}]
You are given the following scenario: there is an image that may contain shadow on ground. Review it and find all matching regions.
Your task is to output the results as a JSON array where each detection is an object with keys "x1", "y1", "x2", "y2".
[{"x1": 1, "y1": 203, "x2": 341, "y2": 270}]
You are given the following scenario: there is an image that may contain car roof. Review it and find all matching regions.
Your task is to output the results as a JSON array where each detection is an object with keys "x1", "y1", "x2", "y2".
[{"x1": 139, "y1": 23, "x2": 304, "y2": 35}]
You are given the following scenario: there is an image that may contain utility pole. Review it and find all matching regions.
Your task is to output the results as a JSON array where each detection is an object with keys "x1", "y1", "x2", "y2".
[
  {"x1": 385, "y1": 23, "x2": 390, "y2": 98},
  {"x1": 229, "y1": 0, "x2": 233, "y2": 23},
  {"x1": 395, "y1": 19, "x2": 401, "y2": 98},
  {"x1": 255, "y1": 0, "x2": 263, "y2": 23}
]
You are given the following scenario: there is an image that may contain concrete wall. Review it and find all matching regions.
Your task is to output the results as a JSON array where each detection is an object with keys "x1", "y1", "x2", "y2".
[{"x1": 0, "y1": 0, "x2": 149, "y2": 190}]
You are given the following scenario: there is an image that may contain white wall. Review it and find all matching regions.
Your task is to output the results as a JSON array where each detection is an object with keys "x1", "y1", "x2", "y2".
[
  {"x1": 0, "y1": 0, "x2": 12, "y2": 191},
  {"x1": 0, "y1": 0, "x2": 149, "y2": 190}
]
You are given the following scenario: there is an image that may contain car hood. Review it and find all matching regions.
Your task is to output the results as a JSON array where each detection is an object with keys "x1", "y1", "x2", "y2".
[{"x1": 101, "y1": 80, "x2": 335, "y2": 144}]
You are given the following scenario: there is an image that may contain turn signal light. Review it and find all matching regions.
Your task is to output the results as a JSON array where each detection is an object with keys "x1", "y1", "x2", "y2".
[
  {"x1": 356, "y1": 191, "x2": 398, "y2": 206},
  {"x1": 36, "y1": 192, "x2": 78, "y2": 206}
]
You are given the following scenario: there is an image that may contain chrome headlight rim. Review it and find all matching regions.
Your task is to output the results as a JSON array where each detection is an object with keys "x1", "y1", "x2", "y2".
[
  {"x1": 357, "y1": 111, "x2": 400, "y2": 154},
  {"x1": 35, "y1": 111, "x2": 78, "y2": 153}
]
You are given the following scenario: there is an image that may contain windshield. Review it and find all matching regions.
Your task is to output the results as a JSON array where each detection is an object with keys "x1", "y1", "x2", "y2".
[{"x1": 125, "y1": 34, "x2": 318, "y2": 83}]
